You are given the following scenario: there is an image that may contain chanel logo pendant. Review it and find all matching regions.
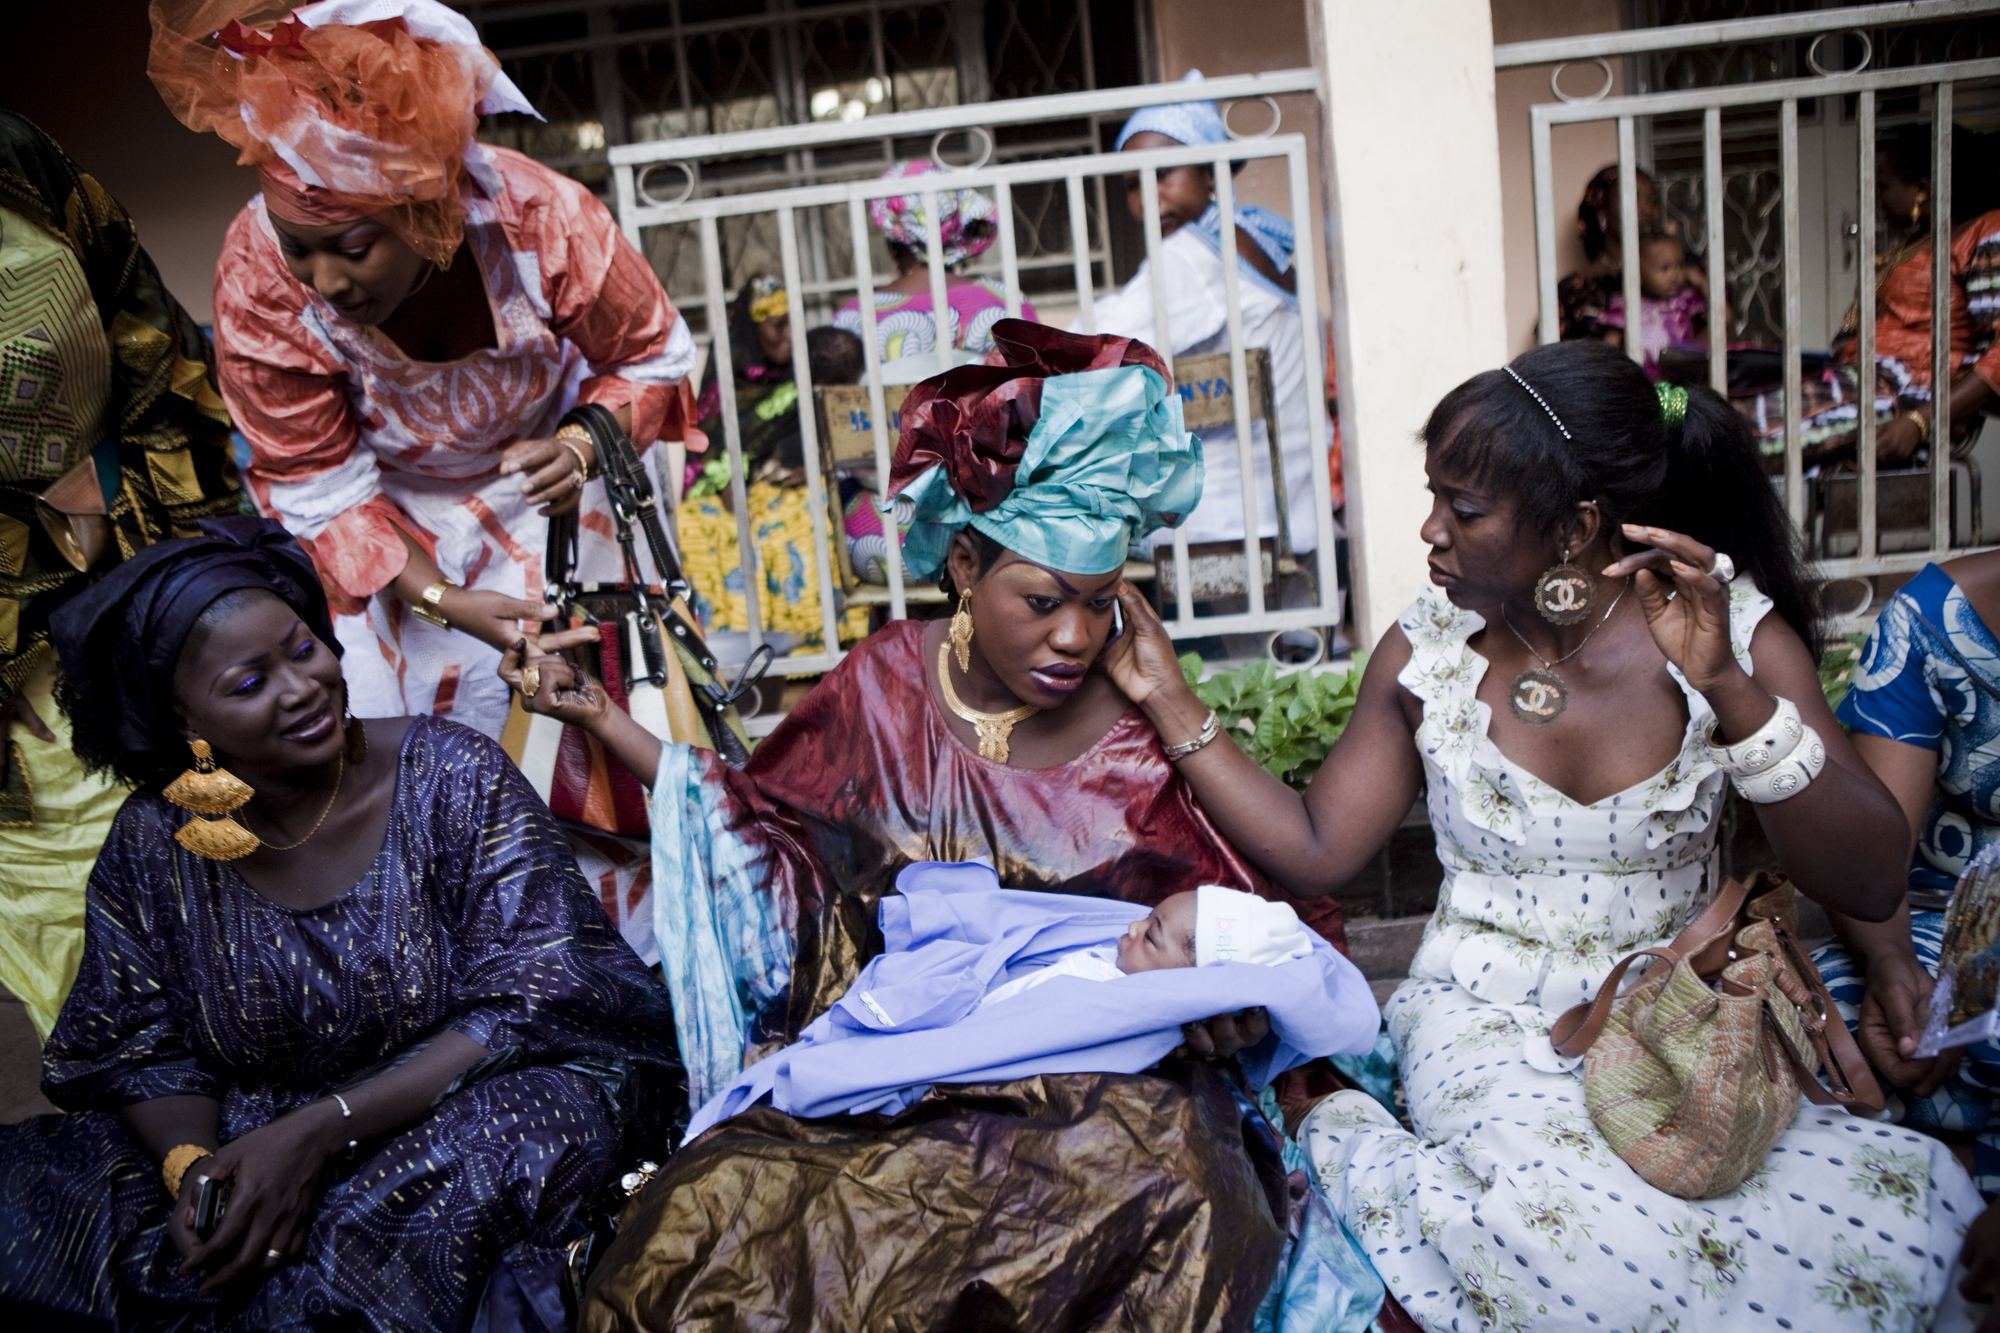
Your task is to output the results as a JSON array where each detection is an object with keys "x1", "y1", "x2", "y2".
[
  {"x1": 1533, "y1": 563, "x2": 1597, "y2": 626},
  {"x1": 1510, "y1": 668, "x2": 1567, "y2": 727}
]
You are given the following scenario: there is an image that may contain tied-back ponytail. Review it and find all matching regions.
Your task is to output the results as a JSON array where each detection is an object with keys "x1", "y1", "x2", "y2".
[
  {"x1": 1423, "y1": 339, "x2": 1822, "y2": 657},
  {"x1": 1638, "y1": 378, "x2": 1821, "y2": 657}
]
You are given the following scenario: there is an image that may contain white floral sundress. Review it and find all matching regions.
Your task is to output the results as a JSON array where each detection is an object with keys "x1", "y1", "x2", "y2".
[{"x1": 1303, "y1": 583, "x2": 1984, "y2": 1333}]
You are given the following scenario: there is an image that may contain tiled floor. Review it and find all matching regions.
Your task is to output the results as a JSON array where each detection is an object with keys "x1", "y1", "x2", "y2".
[{"x1": 0, "y1": 992, "x2": 54, "y2": 1123}]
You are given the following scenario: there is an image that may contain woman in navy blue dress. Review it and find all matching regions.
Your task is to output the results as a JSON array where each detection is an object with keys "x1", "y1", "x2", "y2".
[{"x1": 0, "y1": 517, "x2": 679, "y2": 1332}]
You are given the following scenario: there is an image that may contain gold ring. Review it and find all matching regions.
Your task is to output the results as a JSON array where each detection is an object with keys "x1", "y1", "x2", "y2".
[
  {"x1": 568, "y1": 469, "x2": 585, "y2": 492},
  {"x1": 521, "y1": 664, "x2": 541, "y2": 698},
  {"x1": 266, "y1": 1249, "x2": 283, "y2": 1261}
]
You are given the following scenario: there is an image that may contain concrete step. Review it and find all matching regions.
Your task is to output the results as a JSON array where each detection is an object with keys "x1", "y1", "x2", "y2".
[{"x1": 1345, "y1": 913, "x2": 1427, "y2": 1007}]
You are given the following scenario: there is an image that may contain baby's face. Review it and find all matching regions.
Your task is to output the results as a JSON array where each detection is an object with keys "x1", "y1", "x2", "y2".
[
  {"x1": 1639, "y1": 237, "x2": 1687, "y2": 299},
  {"x1": 1116, "y1": 892, "x2": 1198, "y2": 974}
]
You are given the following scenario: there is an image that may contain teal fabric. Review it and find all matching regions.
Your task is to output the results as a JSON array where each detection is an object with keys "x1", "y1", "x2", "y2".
[{"x1": 898, "y1": 364, "x2": 1202, "y2": 578}]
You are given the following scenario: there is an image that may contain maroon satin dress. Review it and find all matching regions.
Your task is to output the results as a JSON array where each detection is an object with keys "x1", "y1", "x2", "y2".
[{"x1": 728, "y1": 618, "x2": 1345, "y2": 1033}]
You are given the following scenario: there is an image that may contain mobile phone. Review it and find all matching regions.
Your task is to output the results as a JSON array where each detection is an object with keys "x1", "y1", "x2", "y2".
[
  {"x1": 193, "y1": 1173, "x2": 230, "y2": 1241},
  {"x1": 1110, "y1": 599, "x2": 1125, "y2": 644}
]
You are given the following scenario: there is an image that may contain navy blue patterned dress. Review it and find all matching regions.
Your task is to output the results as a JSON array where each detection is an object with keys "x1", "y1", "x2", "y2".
[{"x1": 0, "y1": 717, "x2": 681, "y2": 1331}]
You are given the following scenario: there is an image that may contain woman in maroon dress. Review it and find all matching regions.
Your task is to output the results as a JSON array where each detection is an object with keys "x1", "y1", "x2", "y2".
[{"x1": 508, "y1": 324, "x2": 1350, "y2": 1329}]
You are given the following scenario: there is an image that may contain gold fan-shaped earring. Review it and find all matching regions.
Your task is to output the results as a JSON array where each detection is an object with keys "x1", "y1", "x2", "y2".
[
  {"x1": 948, "y1": 588, "x2": 975, "y2": 674},
  {"x1": 163, "y1": 739, "x2": 260, "y2": 861}
]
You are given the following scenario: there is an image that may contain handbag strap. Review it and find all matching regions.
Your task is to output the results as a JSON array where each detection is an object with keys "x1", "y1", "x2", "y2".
[
  {"x1": 563, "y1": 403, "x2": 690, "y2": 600},
  {"x1": 1549, "y1": 876, "x2": 1752, "y2": 1059}
]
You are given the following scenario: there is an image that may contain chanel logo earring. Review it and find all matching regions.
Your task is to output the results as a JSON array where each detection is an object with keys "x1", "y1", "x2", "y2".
[
  {"x1": 163, "y1": 739, "x2": 261, "y2": 861},
  {"x1": 1532, "y1": 546, "x2": 1598, "y2": 626}
]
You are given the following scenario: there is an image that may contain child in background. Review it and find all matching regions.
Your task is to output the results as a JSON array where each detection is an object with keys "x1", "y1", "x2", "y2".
[{"x1": 1595, "y1": 230, "x2": 1712, "y2": 380}]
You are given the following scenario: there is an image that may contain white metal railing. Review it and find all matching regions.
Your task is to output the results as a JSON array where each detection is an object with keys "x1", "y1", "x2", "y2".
[
  {"x1": 1495, "y1": 0, "x2": 2000, "y2": 69},
  {"x1": 1517, "y1": 12, "x2": 2000, "y2": 592},
  {"x1": 618, "y1": 128, "x2": 1336, "y2": 677}
]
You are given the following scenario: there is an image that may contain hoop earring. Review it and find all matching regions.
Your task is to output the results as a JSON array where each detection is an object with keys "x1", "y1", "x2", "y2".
[
  {"x1": 163, "y1": 739, "x2": 261, "y2": 861},
  {"x1": 948, "y1": 588, "x2": 975, "y2": 675},
  {"x1": 1532, "y1": 546, "x2": 1598, "y2": 625}
]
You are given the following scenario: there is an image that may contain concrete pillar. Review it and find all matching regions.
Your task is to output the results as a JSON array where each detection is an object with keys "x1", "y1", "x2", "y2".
[{"x1": 1308, "y1": 0, "x2": 1511, "y2": 647}]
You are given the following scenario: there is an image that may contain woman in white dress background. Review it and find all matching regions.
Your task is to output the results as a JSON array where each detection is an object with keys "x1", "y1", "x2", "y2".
[
  {"x1": 1104, "y1": 337, "x2": 1983, "y2": 1330},
  {"x1": 1085, "y1": 72, "x2": 1319, "y2": 575}
]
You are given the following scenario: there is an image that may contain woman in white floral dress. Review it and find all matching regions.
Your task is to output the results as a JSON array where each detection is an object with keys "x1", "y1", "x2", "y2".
[{"x1": 1104, "y1": 339, "x2": 1985, "y2": 1331}]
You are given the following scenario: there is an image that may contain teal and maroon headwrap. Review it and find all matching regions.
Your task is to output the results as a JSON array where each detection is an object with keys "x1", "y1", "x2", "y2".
[{"x1": 888, "y1": 321, "x2": 1203, "y2": 579}]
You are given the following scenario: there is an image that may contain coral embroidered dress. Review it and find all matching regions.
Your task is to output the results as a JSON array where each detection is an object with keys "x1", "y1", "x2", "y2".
[{"x1": 213, "y1": 146, "x2": 698, "y2": 741}]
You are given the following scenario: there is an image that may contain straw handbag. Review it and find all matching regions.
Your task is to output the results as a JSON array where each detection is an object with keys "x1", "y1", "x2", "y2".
[{"x1": 1547, "y1": 871, "x2": 1884, "y2": 1199}]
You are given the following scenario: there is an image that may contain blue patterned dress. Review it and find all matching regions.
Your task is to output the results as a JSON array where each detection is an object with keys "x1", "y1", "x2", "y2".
[
  {"x1": 1817, "y1": 562, "x2": 2000, "y2": 1197},
  {"x1": 0, "y1": 717, "x2": 681, "y2": 1331}
]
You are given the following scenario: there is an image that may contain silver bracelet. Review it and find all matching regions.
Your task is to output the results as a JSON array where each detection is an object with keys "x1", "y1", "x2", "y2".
[
  {"x1": 1702, "y1": 696, "x2": 1805, "y2": 777},
  {"x1": 328, "y1": 1091, "x2": 358, "y2": 1158},
  {"x1": 1163, "y1": 710, "x2": 1220, "y2": 762},
  {"x1": 1730, "y1": 727, "x2": 1827, "y2": 803}
]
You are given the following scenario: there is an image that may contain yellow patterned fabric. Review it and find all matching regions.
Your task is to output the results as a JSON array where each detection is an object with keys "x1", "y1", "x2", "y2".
[
  {"x1": 0, "y1": 655, "x2": 123, "y2": 1038},
  {"x1": 0, "y1": 206, "x2": 110, "y2": 483},
  {"x1": 677, "y1": 481, "x2": 868, "y2": 645}
]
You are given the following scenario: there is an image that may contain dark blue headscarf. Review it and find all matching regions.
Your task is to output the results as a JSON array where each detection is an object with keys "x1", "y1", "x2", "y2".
[{"x1": 51, "y1": 516, "x2": 338, "y2": 759}]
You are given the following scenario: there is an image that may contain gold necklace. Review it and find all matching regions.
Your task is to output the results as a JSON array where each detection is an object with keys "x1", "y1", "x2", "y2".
[
  {"x1": 936, "y1": 642, "x2": 1038, "y2": 762},
  {"x1": 254, "y1": 753, "x2": 345, "y2": 853},
  {"x1": 1499, "y1": 581, "x2": 1628, "y2": 727}
]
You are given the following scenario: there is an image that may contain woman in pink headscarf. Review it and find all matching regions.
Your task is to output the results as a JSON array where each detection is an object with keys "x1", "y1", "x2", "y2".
[
  {"x1": 151, "y1": 0, "x2": 703, "y2": 753},
  {"x1": 832, "y1": 160, "x2": 1038, "y2": 368}
]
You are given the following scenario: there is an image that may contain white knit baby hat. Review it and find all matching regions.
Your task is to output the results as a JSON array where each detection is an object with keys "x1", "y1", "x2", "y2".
[{"x1": 1194, "y1": 885, "x2": 1313, "y2": 967}]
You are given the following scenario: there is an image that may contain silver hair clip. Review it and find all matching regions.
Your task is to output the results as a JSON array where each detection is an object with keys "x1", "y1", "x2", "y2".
[{"x1": 1503, "y1": 366, "x2": 1572, "y2": 441}]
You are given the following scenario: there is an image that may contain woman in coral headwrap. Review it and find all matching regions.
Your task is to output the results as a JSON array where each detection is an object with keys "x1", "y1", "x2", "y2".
[
  {"x1": 148, "y1": 0, "x2": 701, "y2": 749},
  {"x1": 501, "y1": 323, "x2": 1360, "y2": 1328}
]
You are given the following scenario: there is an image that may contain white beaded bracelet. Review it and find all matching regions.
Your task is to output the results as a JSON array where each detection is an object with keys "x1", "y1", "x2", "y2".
[
  {"x1": 1729, "y1": 726, "x2": 1827, "y2": 804},
  {"x1": 1701, "y1": 696, "x2": 1805, "y2": 776}
]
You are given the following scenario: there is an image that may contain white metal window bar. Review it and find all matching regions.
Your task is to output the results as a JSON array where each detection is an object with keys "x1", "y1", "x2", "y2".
[
  {"x1": 1529, "y1": 53, "x2": 2000, "y2": 589},
  {"x1": 644, "y1": 135, "x2": 1336, "y2": 678}
]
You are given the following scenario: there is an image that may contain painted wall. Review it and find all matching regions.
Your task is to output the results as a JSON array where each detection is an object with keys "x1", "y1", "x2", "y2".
[
  {"x1": 2, "y1": 0, "x2": 251, "y2": 326},
  {"x1": 1492, "y1": 0, "x2": 1625, "y2": 355}
]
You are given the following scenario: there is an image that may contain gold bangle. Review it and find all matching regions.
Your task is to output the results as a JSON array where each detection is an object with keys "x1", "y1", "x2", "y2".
[
  {"x1": 557, "y1": 438, "x2": 594, "y2": 484},
  {"x1": 162, "y1": 1143, "x2": 213, "y2": 1198},
  {"x1": 555, "y1": 424, "x2": 598, "y2": 479},
  {"x1": 1905, "y1": 410, "x2": 1932, "y2": 445},
  {"x1": 411, "y1": 579, "x2": 453, "y2": 629}
]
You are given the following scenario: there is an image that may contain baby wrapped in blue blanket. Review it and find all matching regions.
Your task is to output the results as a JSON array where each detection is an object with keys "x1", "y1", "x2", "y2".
[{"x1": 684, "y1": 860, "x2": 1379, "y2": 1141}]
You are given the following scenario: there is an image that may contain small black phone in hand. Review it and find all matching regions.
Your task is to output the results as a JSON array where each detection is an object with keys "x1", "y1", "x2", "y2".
[{"x1": 192, "y1": 1173, "x2": 229, "y2": 1241}]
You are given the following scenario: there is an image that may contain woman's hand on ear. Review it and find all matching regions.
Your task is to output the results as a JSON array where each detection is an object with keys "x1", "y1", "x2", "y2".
[
  {"x1": 1601, "y1": 524, "x2": 1741, "y2": 695},
  {"x1": 1099, "y1": 582, "x2": 1186, "y2": 708}
]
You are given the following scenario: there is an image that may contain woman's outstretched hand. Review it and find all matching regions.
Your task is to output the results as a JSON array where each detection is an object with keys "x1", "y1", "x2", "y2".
[
  {"x1": 497, "y1": 628, "x2": 610, "y2": 729},
  {"x1": 1600, "y1": 523, "x2": 1741, "y2": 695}
]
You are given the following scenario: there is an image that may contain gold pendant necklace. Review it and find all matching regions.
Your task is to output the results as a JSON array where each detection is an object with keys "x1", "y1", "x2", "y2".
[
  {"x1": 936, "y1": 642, "x2": 1038, "y2": 762},
  {"x1": 255, "y1": 752, "x2": 345, "y2": 853},
  {"x1": 1500, "y1": 582, "x2": 1628, "y2": 727}
]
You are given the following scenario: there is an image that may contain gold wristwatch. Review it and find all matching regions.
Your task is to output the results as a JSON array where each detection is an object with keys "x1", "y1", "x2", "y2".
[{"x1": 411, "y1": 579, "x2": 454, "y2": 629}]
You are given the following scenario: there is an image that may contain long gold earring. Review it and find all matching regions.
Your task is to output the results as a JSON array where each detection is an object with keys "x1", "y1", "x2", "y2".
[
  {"x1": 1912, "y1": 190, "x2": 1927, "y2": 227},
  {"x1": 949, "y1": 588, "x2": 975, "y2": 675},
  {"x1": 163, "y1": 739, "x2": 261, "y2": 861},
  {"x1": 1532, "y1": 545, "x2": 1598, "y2": 625}
]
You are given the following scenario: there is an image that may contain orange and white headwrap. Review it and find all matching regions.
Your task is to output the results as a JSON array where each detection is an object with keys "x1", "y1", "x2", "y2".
[{"x1": 148, "y1": 0, "x2": 541, "y2": 264}]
